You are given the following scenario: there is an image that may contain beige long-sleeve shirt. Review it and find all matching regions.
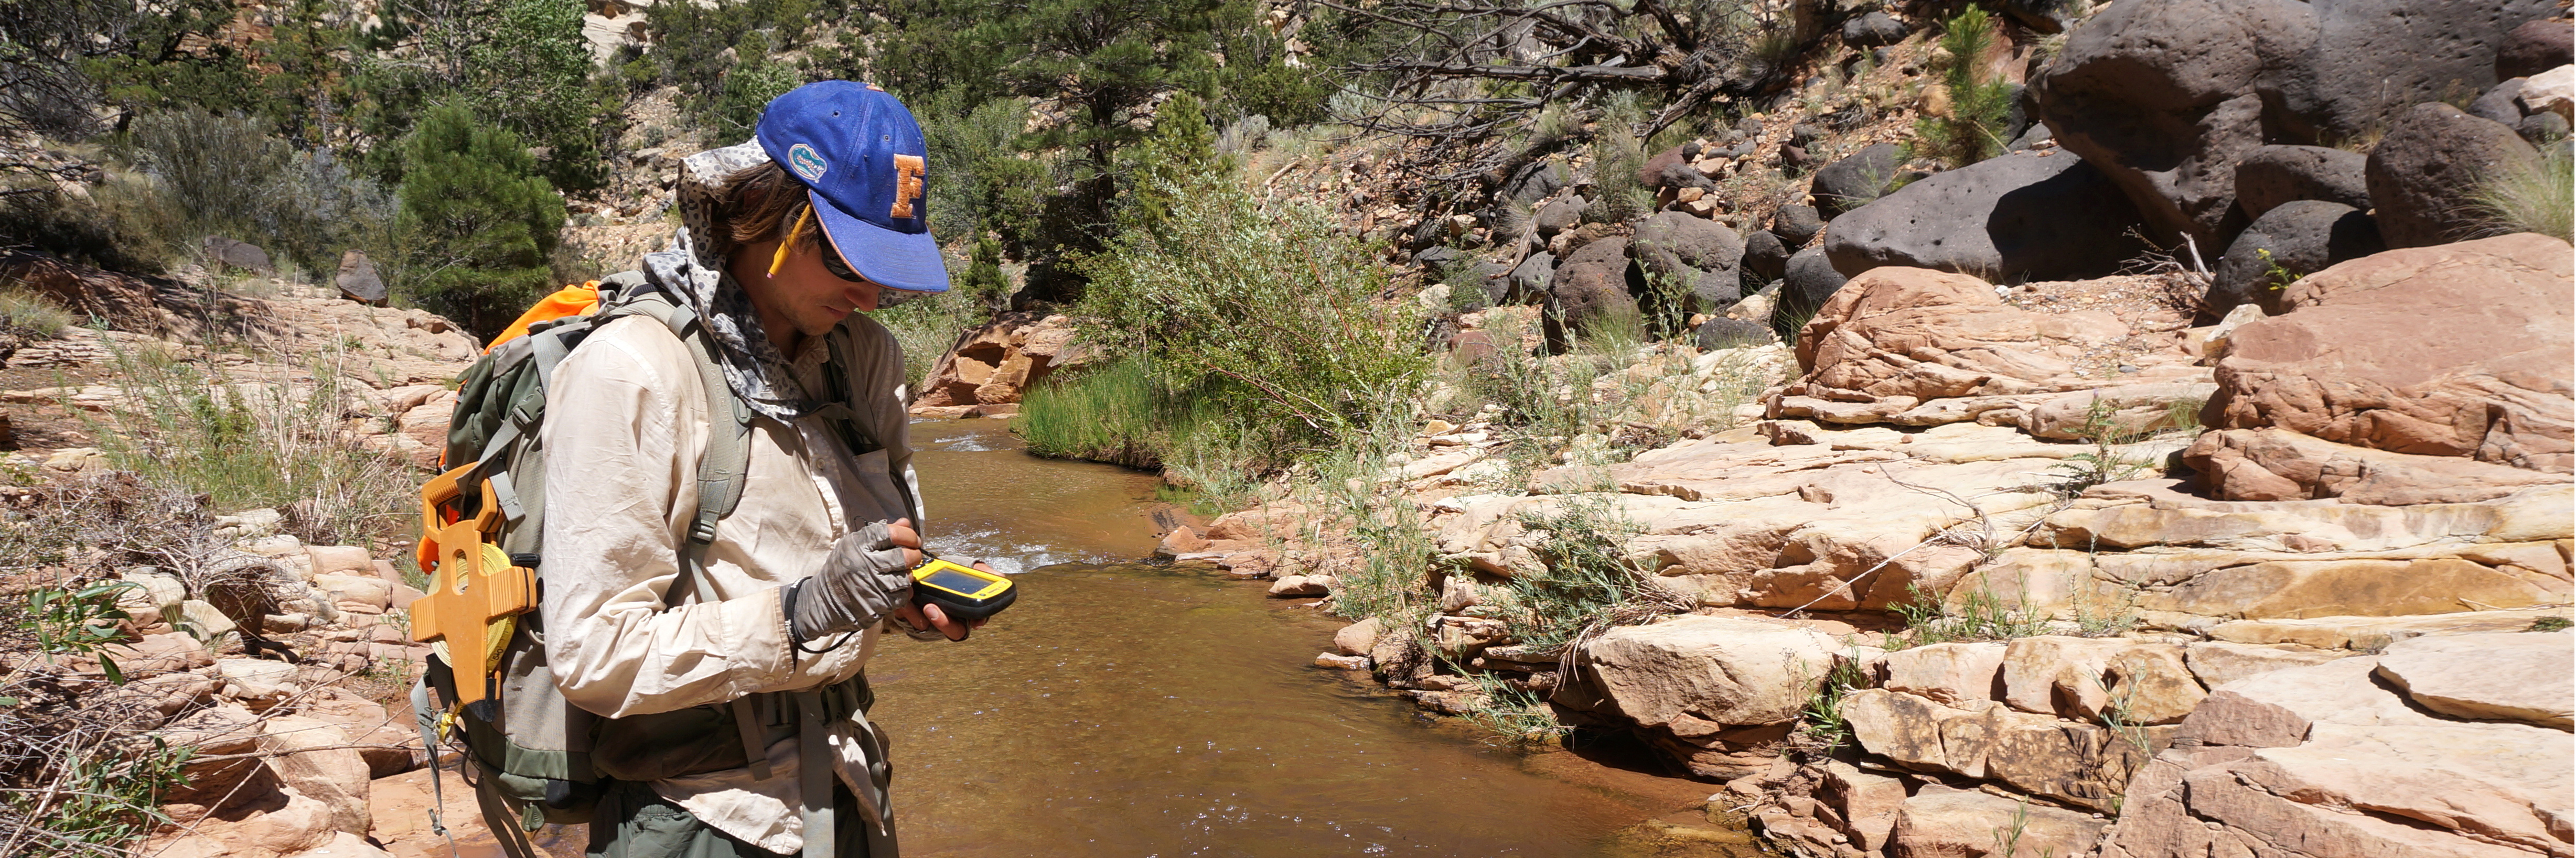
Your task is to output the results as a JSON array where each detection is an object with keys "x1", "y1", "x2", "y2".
[{"x1": 539, "y1": 310, "x2": 919, "y2": 853}]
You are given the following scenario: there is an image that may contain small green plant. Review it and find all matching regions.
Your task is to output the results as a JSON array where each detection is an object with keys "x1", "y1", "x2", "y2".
[
  {"x1": 1795, "y1": 650, "x2": 1873, "y2": 753},
  {"x1": 1487, "y1": 499, "x2": 1687, "y2": 654},
  {"x1": 2098, "y1": 675, "x2": 2155, "y2": 755},
  {"x1": 2530, "y1": 616, "x2": 2572, "y2": 632},
  {"x1": 1914, "y1": 7, "x2": 2015, "y2": 168},
  {"x1": 2252, "y1": 246, "x2": 2300, "y2": 293},
  {"x1": 2470, "y1": 146, "x2": 2573, "y2": 243},
  {"x1": 2046, "y1": 398, "x2": 2169, "y2": 494},
  {"x1": 1457, "y1": 668, "x2": 1568, "y2": 745},
  {"x1": 24, "y1": 582, "x2": 143, "y2": 683},
  {"x1": 1991, "y1": 797, "x2": 2053, "y2": 858},
  {"x1": 1891, "y1": 581, "x2": 2049, "y2": 648}
]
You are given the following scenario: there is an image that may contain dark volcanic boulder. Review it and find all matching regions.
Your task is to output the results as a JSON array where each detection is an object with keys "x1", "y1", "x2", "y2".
[
  {"x1": 2032, "y1": 0, "x2": 2556, "y2": 247},
  {"x1": 2366, "y1": 103, "x2": 2542, "y2": 248},
  {"x1": 2497, "y1": 18, "x2": 2573, "y2": 81},
  {"x1": 203, "y1": 236, "x2": 273, "y2": 274},
  {"x1": 2472, "y1": 78, "x2": 2529, "y2": 125},
  {"x1": 1507, "y1": 252, "x2": 1555, "y2": 302},
  {"x1": 2207, "y1": 200, "x2": 2387, "y2": 314},
  {"x1": 2276, "y1": 0, "x2": 2559, "y2": 144},
  {"x1": 1822, "y1": 149, "x2": 2146, "y2": 280},
  {"x1": 1695, "y1": 317, "x2": 1778, "y2": 350},
  {"x1": 1630, "y1": 212, "x2": 1746, "y2": 312},
  {"x1": 1534, "y1": 195, "x2": 1586, "y2": 236},
  {"x1": 2520, "y1": 111, "x2": 2571, "y2": 144},
  {"x1": 2031, "y1": 0, "x2": 2312, "y2": 245},
  {"x1": 1995, "y1": 0, "x2": 2083, "y2": 34},
  {"x1": 1639, "y1": 145, "x2": 1710, "y2": 189},
  {"x1": 1542, "y1": 237, "x2": 1640, "y2": 348},
  {"x1": 1502, "y1": 160, "x2": 1568, "y2": 208},
  {"x1": 2234, "y1": 145, "x2": 2370, "y2": 219},
  {"x1": 1779, "y1": 248, "x2": 1847, "y2": 324},
  {"x1": 1772, "y1": 204, "x2": 1824, "y2": 246},
  {"x1": 1841, "y1": 12, "x2": 1908, "y2": 48},
  {"x1": 1810, "y1": 143, "x2": 1903, "y2": 216},
  {"x1": 1742, "y1": 230, "x2": 1790, "y2": 283},
  {"x1": 1463, "y1": 260, "x2": 1512, "y2": 310}
]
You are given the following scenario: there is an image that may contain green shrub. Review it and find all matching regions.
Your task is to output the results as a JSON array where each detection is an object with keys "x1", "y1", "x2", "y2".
[
  {"x1": 2472, "y1": 146, "x2": 2573, "y2": 243},
  {"x1": 1014, "y1": 356, "x2": 1223, "y2": 468},
  {"x1": 1071, "y1": 169, "x2": 1426, "y2": 468},
  {"x1": 119, "y1": 106, "x2": 291, "y2": 238},
  {"x1": 0, "y1": 288, "x2": 75, "y2": 339},
  {"x1": 1914, "y1": 7, "x2": 2014, "y2": 168},
  {"x1": 392, "y1": 102, "x2": 566, "y2": 340},
  {"x1": 1487, "y1": 500, "x2": 1687, "y2": 654}
]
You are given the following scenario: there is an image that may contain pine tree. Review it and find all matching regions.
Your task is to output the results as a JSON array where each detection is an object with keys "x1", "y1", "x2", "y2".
[{"x1": 394, "y1": 103, "x2": 564, "y2": 339}]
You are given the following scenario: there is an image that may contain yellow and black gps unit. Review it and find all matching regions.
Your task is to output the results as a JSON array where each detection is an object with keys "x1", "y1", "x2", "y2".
[{"x1": 909, "y1": 557, "x2": 1017, "y2": 622}]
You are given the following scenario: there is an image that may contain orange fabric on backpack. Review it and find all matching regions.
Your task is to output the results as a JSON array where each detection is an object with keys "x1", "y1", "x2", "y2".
[{"x1": 486, "y1": 281, "x2": 604, "y2": 352}]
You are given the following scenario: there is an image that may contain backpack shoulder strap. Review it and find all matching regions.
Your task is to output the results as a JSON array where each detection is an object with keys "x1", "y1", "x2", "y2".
[{"x1": 604, "y1": 290, "x2": 754, "y2": 588}]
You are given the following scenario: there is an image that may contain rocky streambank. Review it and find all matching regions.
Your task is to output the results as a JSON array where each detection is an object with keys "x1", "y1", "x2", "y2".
[{"x1": 1172, "y1": 232, "x2": 2574, "y2": 857}]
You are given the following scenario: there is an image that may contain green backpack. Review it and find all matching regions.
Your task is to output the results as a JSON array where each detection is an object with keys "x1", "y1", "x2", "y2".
[{"x1": 410, "y1": 271, "x2": 756, "y2": 832}]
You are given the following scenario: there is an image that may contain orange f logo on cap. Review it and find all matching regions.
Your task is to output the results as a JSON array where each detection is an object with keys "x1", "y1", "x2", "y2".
[{"x1": 890, "y1": 155, "x2": 925, "y2": 219}]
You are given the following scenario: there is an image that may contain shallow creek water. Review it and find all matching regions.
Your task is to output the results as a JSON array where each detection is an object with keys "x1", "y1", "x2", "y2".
[{"x1": 870, "y1": 420, "x2": 1742, "y2": 857}]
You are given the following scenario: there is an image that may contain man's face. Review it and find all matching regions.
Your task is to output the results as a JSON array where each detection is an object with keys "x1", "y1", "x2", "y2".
[{"x1": 764, "y1": 235, "x2": 886, "y2": 338}]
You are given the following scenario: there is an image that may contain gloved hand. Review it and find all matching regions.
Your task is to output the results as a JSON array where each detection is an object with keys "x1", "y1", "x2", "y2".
[{"x1": 784, "y1": 519, "x2": 921, "y2": 643}]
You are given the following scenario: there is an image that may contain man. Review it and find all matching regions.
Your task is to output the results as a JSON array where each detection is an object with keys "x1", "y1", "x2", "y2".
[{"x1": 539, "y1": 80, "x2": 986, "y2": 858}]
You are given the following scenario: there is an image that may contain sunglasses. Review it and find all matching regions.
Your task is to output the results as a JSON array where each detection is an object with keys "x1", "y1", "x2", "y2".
[{"x1": 817, "y1": 241, "x2": 864, "y2": 283}]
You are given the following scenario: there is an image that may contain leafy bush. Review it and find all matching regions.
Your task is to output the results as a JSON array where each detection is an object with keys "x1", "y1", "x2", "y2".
[
  {"x1": 1487, "y1": 501, "x2": 1687, "y2": 653},
  {"x1": 1014, "y1": 356, "x2": 1222, "y2": 469},
  {"x1": 2472, "y1": 145, "x2": 2573, "y2": 243},
  {"x1": 1070, "y1": 170, "x2": 1426, "y2": 468},
  {"x1": 392, "y1": 102, "x2": 566, "y2": 339},
  {"x1": 0, "y1": 288, "x2": 74, "y2": 339},
  {"x1": 1914, "y1": 7, "x2": 2013, "y2": 168}
]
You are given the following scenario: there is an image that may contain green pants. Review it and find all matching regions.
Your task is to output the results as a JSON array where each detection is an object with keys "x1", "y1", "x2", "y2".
[{"x1": 586, "y1": 779, "x2": 888, "y2": 858}]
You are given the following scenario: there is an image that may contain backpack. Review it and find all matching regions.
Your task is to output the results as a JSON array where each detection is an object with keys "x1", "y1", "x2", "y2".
[{"x1": 408, "y1": 271, "x2": 757, "y2": 830}]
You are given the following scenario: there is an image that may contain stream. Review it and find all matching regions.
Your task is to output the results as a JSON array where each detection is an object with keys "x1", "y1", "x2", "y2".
[{"x1": 869, "y1": 419, "x2": 1752, "y2": 857}]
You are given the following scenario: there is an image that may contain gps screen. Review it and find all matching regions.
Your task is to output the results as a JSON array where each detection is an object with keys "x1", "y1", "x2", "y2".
[{"x1": 921, "y1": 568, "x2": 993, "y2": 595}]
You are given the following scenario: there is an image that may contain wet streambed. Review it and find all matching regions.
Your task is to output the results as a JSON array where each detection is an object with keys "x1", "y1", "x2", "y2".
[{"x1": 870, "y1": 420, "x2": 1742, "y2": 857}]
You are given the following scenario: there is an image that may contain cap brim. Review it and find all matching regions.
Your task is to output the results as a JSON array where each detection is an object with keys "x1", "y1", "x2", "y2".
[{"x1": 808, "y1": 189, "x2": 949, "y2": 294}]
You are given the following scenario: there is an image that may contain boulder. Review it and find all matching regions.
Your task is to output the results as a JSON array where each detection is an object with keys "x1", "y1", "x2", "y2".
[
  {"x1": 2203, "y1": 233, "x2": 2575, "y2": 472},
  {"x1": 1542, "y1": 237, "x2": 1640, "y2": 347},
  {"x1": 1501, "y1": 160, "x2": 1569, "y2": 208},
  {"x1": 1823, "y1": 148, "x2": 2145, "y2": 281},
  {"x1": 2472, "y1": 77, "x2": 2532, "y2": 126},
  {"x1": 2498, "y1": 19, "x2": 2575, "y2": 80},
  {"x1": 333, "y1": 250, "x2": 385, "y2": 304},
  {"x1": 1559, "y1": 615, "x2": 1840, "y2": 776},
  {"x1": 1637, "y1": 144, "x2": 1704, "y2": 190},
  {"x1": 258, "y1": 715, "x2": 371, "y2": 834},
  {"x1": 1840, "y1": 12, "x2": 1908, "y2": 48},
  {"x1": 1772, "y1": 204, "x2": 1824, "y2": 246},
  {"x1": 2205, "y1": 200, "x2": 2385, "y2": 314},
  {"x1": 2231, "y1": 144, "x2": 2371, "y2": 219},
  {"x1": 1741, "y1": 230, "x2": 1789, "y2": 282},
  {"x1": 2519, "y1": 110, "x2": 2571, "y2": 144},
  {"x1": 1879, "y1": 642, "x2": 2005, "y2": 705},
  {"x1": 1777, "y1": 248, "x2": 1845, "y2": 324},
  {"x1": 1333, "y1": 617, "x2": 1382, "y2": 657},
  {"x1": 1820, "y1": 760, "x2": 1909, "y2": 852},
  {"x1": 202, "y1": 236, "x2": 274, "y2": 274},
  {"x1": 1777, "y1": 266, "x2": 2170, "y2": 419},
  {"x1": 913, "y1": 312, "x2": 1086, "y2": 410},
  {"x1": 2522, "y1": 63, "x2": 2576, "y2": 122},
  {"x1": 2276, "y1": 0, "x2": 2557, "y2": 144},
  {"x1": 2029, "y1": 0, "x2": 2309, "y2": 245},
  {"x1": 1693, "y1": 317, "x2": 1776, "y2": 351},
  {"x1": 1809, "y1": 143, "x2": 1902, "y2": 216},
  {"x1": 2365, "y1": 103, "x2": 2543, "y2": 248},
  {"x1": 1629, "y1": 212, "x2": 1745, "y2": 313},
  {"x1": 1533, "y1": 194, "x2": 1585, "y2": 237},
  {"x1": 2372, "y1": 631, "x2": 2572, "y2": 729},
  {"x1": 1993, "y1": 0, "x2": 2083, "y2": 34},
  {"x1": 1506, "y1": 252, "x2": 1554, "y2": 302},
  {"x1": 1888, "y1": 787, "x2": 2107, "y2": 858}
]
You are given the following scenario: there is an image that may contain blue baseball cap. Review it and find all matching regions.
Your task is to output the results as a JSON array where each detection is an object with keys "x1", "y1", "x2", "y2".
[{"x1": 755, "y1": 81, "x2": 950, "y2": 294}]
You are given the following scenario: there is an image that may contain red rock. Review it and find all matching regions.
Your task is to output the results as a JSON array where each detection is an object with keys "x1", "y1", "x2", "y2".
[{"x1": 2207, "y1": 233, "x2": 2574, "y2": 473}]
